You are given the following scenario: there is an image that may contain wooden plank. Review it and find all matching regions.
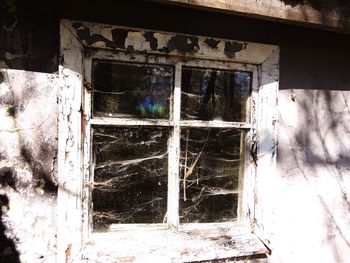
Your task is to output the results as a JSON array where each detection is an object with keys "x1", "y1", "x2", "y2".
[
  {"x1": 253, "y1": 48, "x2": 279, "y2": 249},
  {"x1": 90, "y1": 118, "x2": 171, "y2": 127},
  {"x1": 167, "y1": 62, "x2": 182, "y2": 228},
  {"x1": 148, "y1": 0, "x2": 350, "y2": 33},
  {"x1": 62, "y1": 20, "x2": 278, "y2": 65},
  {"x1": 81, "y1": 223, "x2": 269, "y2": 262},
  {"x1": 57, "y1": 21, "x2": 85, "y2": 262},
  {"x1": 179, "y1": 120, "x2": 252, "y2": 129}
]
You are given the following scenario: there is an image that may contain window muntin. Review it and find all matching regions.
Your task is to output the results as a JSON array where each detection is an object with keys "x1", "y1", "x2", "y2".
[{"x1": 86, "y1": 52, "x2": 256, "y2": 232}]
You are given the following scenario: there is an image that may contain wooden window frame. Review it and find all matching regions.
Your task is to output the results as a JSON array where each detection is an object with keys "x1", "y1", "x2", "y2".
[{"x1": 58, "y1": 19, "x2": 279, "y2": 262}]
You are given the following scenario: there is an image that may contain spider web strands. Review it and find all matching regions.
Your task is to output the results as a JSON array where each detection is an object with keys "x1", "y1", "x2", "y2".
[{"x1": 95, "y1": 153, "x2": 167, "y2": 169}]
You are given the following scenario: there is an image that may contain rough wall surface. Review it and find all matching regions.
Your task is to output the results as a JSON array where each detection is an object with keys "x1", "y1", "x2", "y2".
[
  {"x1": 0, "y1": 1, "x2": 350, "y2": 263},
  {"x1": 0, "y1": 69, "x2": 58, "y2": 262},
  {"x1": 273, "y1": 89, "x2": 350, "y2": 263}
]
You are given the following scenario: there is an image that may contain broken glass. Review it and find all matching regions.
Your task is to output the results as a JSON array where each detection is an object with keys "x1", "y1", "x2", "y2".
[
  {"x1": 181, "y1": 67, "x2": 252, "y2": 122},
  {"x1": 92, "y1": 127, "x2": 169, "y2": 231},
  {"x1": 179, "y1": 128, "x2": 244, "y2": 223},
  {"x1": 92, "y1": 60, "x2": 173, "y2": 119}
]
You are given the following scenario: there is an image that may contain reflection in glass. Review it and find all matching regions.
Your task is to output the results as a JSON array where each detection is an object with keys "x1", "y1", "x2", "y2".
[
  {"x1": 92, "y1": 127, "x2": 169, "y2": 231},
  {"x1": 181, "y1": 67, "x2": 251, "y2": 121},
  {"x1": 179, "y1": 128, "x2": 244, "y2": 223},
  {"x1": 92, "y1": 60, "x2": 173, "y2": 119}
]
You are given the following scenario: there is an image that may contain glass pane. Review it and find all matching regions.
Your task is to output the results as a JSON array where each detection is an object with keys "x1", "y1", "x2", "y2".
[
  {"x1": 92, "y1": 60, "x2": 173, "y2": 119},
  {"x1": 181, "y1": 67, "x2": 252, "y2": 121},
  {"x1": 179, "y1": 128, "x2": 244, "y2": 223},
  {"x1": 92, "y1": 127, "x2": 169, "y2": 231}
]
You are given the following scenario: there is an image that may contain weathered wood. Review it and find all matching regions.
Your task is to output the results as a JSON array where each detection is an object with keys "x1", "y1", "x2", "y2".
[
  {"x1": 59, "y1": 19, "x2": 279, "y2": 261},
  {"x1": 58, "y1": 21, "x2": 85, "y2": 263},
  {"x1": 61, "y1": 20, "x2": 277, "y2": 64},
  {"x1": 253, "y1": 48, "x2": 279, "y2": 248},
  {"x1": 179, "y1": 120, "x2": 252, "y2": 129},
  {"x1": 80, "y1": 223, "x2": 269, "y2": 262},
  {"x1": 148, "y1": 0, "x2": 350, "y2": 33}
]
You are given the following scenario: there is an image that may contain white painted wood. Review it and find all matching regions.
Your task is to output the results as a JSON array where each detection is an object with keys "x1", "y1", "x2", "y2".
[
  {"x1": 167, "y1": 63, "x2": 182, "y2": 228},
  {"x1": 84, "y1": 48, "x2": 257, "y2": 71},
  {"x1": 90, "y1": 118, "x2": 171, "y2": 127},
  {"x1": 179, "y1": 120, "x2": 252, "y2": 129},
  {"x1": 109, "y1": 223, "x2": 168, "y2": 231},
  {"x1": 57, "y1": 21, "x2": 85, "y2": 262},
  {"x1": 80, "y1": 222, "x2": 268, "y2": 262},
  {"x1": 82, "y1": 56, "x2": 93, "y2": 240},
  {"x1": 61, "y1": 20, "x2": 278, "y2": 64},
  {"x1": 253, "y1": 48, "x2": 280, "y2": 248}
]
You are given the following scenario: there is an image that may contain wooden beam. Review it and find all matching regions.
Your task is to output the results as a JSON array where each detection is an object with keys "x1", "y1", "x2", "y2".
[{"x1": 148, "y1": 0, "x2": 350, "y2": 33}]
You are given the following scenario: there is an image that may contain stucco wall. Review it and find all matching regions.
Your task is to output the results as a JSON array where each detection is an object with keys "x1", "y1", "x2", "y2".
[
  {"x1": 272, "y1": 46, "x2": 350, "y2": 263},
  {"x1": 0, "y1": 69, "x2": 58, "y2": 262},
  {"x1": 0, "y1": 1, "x2": 350, "y2": 262}
]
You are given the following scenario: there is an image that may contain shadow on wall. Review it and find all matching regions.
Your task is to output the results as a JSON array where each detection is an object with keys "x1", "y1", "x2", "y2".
[
  {"x1": 0, "y1": 69, "x2": 58, "y2": 261},
  {"x1": 278, "y1": 88, "x2": 350, "y2": 262},
  {"x1": 0, "y1": 193, "x2": 20, "y2": 263}
]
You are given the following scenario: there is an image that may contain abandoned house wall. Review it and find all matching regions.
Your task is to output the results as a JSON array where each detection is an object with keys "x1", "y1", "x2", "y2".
[
  {"x1": 0, "y1": 0, "x2": 350, "y2": 262},
  {"x1": 0, "y1": 69, "x2": 58, "y2": 262}
]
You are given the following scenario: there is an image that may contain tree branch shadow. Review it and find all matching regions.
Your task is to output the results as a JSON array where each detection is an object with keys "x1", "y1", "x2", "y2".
[{"x1": 0, "y1": 194, "x2": 20, "y2": 263}]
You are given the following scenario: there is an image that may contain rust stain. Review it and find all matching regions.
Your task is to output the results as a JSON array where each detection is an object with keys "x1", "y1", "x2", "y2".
[
  {"x1": 83, "y1": 79, "x2": 94, "y2": 92},
  {"x1": 65, "y1": 244, "x2": 72, "y2": 263},
  {"x1": 81, "y1": 108, "x2": 85, "y2": 139},
  {"x1": 254, "y1": 247, "x2": 270, "y2": 255},
  {"x1": 250, "y1": 140, "x2": 258, "y2": 166},
  {"x1": 116, "y1": 256, "x2": 136, "y2": 263}
]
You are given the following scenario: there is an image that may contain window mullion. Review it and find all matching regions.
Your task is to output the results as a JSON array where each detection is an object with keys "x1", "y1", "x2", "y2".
[{"x1": 167, "y1": 63, "x2": 182, "y2": 228}]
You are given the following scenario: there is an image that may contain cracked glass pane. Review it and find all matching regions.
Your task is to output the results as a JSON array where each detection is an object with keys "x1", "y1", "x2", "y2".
[
  {"x1": 181, "y1": 67, "x2": 252, "y2": 121},
  {"x1": 179, "y1": 128, "x2": 244, "y2": 223},
  {"x1": 92, "y1": 60, "x2": 173, "y2": 119},
  {"x1": 92, "y1": 127, "x2": 169, "y2": 231}
]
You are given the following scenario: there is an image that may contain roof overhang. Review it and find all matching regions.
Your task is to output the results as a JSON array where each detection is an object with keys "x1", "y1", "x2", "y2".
[{"x1": 148, "y1": 0, "x2": 350, "y2": 34}]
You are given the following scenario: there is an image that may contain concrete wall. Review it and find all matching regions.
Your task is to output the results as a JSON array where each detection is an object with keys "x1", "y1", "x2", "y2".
[{"x1": 0, "y1": 0, "x2": 350, "y2": 262}]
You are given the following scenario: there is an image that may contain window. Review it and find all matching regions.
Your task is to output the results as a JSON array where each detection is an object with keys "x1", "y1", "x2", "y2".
[
  {"x1": 58, "y1": 20, "x2": 279, "y2": 262},
  {"x1": 86, "y1": 54, "x2": 256, "y2": 232}
]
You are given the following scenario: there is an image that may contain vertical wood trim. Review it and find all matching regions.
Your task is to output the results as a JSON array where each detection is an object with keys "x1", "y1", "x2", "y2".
[
  {"x1": 57, "y1": 21, "x2": 84, "y2": 262},
  {"x1": 253, "y1": 48, "x2": 279, "y2": 247},
  {"x1": 239, "y1": 66, "x2": 259, "y2": 222},
  {"x1": 82, "y1": 57, "x2": 93, "y2": 240},
  {"x1": 167, "y1": 63, "x2": 182, "y2": 228}
]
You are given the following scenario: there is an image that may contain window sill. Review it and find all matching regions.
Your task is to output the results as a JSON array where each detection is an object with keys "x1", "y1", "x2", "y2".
[{"x1": 79, "y1": 223, "x2": 269, "y2": 262}]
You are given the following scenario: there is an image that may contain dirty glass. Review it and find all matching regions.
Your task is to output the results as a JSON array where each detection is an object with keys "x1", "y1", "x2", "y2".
[
  {"x1": 181, "y1": 67, "x2": 252, "y2": 122},
  {"x1": 179, "y1": 128, "x2": 244, "y2": 223},
  {"x1": 92, "y1": 126, "x2": 169, "y2": 231},
  {"x1": 92, "y1": 60, "x2": 173, "y2": 119}
]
